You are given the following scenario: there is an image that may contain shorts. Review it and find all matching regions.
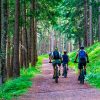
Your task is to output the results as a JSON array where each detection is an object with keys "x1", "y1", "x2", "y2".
[
  {"x1": 52, "y1": 60, "x2": 61, "y2": 67},
  {"x1": 78, "y1": 59, "x2": 86, "y2": 69},
  {"x1": 62, "y1": 62, "x2": 68, "y2": 67}
]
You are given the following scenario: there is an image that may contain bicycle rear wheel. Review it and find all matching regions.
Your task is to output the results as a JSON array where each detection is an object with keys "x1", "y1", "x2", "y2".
[
  {"x1": 80, "y1": 69, "x2": 84, "y2": 84},
  {"x1": 55, "y1": 65, "x2": 58, "y2": 83}
]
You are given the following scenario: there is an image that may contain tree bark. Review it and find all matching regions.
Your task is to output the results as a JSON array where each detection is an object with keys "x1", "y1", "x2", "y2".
[
  {"x1": 84, "y1": 0, "x2": 88, "y2": 46},
  {"x1": 1, "y1": 0, "x2": 8, "y2": 83},
  {"x1": 31, "y1": 0, "x2": 37, "y2": 66},
  {"x1": 13, "y1": 0, "x2": 20, "y2": 77},
  {"x1": 0, "y1": 0, "x2": 2, "y2": 84},
  {"x1": 22, "y1": 0, "x2": 28, "y2": 67},
  {"x1": 89, "y1": 0, "x2": 93, "y2": 45},
  {"x1": 6, "y1": 36, "x2": 11, "y2": 78}
]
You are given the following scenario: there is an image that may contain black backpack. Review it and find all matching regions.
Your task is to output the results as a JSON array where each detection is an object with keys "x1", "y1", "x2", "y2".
[{"x1": 53, "y1": 51, "x2": 60, "y2": 59}]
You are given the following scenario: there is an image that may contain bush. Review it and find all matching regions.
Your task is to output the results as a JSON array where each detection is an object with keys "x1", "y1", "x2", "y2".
[{"x1": 0, "y1": 55, "x2": 47, "y2": 100}]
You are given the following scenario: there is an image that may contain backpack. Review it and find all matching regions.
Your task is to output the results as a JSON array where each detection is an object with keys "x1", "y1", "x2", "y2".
[
  {"x1": 79, "y1": 50, "x2": 86, "y2": 59},
  {"x1": 53, "y1": 51, "x2": 60, "y2": 59}
]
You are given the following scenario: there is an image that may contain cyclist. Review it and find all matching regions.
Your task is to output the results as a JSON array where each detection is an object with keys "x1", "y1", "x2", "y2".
[
  {"x1": 51, "y1": 47, "x2": 62, "y2": 79},
  {"x1": 62, "y1": 50, "x2": 69, "y2": 77},
  {"x1": 74, "y1": 46, "x2": 89, "y2": 80}
]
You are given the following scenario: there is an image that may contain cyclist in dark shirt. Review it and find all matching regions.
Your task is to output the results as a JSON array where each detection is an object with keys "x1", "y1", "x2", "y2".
[{"x1": 51, "y1": 48, "x2": 62, "y2": 79}]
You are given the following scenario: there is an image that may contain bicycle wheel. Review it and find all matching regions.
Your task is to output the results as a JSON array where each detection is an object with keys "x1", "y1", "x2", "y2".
[
  {"x1": 80, "y1": 69, "x2": 84, "y2": 84},
  {"x1": 55, "y1": 65, "x2": 58, "y2": 83}
]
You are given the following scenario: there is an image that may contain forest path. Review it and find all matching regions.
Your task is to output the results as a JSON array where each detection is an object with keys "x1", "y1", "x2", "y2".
[{"x1": 20, "y1": 59, "x2": 100, "y2": 100}]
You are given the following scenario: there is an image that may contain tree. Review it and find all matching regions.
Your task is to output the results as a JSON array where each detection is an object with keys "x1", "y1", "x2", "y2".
[
  {"x1": 0, "y1": 0, "x2": 1, "y2": 84},
  {"x1": 89, "y1": 0, "x2": 93, "y2": 45},
  {"x1": 21, "y1": 0, "x2": 28, "y2": 68},
  {"x1": 1, "y1": 0, "x2": 8, "y2": 83},
  {"x1": 84, "y1": 0, "x2": 88, "y2": 46},
  {"x1": 31, "y1": 0, "x2": 37, "y2": 66},
  {"x1": 13, "y1": 0, "x2": 20, "y2": 77}
]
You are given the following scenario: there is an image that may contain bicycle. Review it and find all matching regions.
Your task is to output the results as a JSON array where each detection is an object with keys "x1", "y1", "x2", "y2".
[
  {"x1": 79, "y1": 64, "x2": 85, "y2": 84},
  {"x1": 74, "y1": 61, "x2": 85, "y2": 84},
  {"x1": 54, "y1": 64, "x2": 59, "y2": 83}
]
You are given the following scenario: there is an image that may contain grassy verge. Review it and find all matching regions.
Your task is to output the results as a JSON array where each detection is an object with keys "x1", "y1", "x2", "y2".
[
  {"x1": 0, "y1": 55, "x2": 48, "y2": 100},
  {"x1": 68, "y1": 42, "x2": 100, "y2": 88}
]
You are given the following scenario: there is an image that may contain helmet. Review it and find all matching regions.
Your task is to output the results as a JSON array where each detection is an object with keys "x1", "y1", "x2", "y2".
[{"x1": 80, "y1": 46, "x2": 84, "y2": 49}]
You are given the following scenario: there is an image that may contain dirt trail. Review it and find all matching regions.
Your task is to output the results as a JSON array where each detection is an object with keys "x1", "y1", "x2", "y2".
[{"x1": 20, "y1": 59, "x2": 100, "y2": 100}]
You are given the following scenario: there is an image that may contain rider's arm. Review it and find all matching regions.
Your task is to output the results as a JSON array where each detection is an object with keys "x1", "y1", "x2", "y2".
[{"x1": 51, "y1": 52, "x2": 54, "y2": 60}]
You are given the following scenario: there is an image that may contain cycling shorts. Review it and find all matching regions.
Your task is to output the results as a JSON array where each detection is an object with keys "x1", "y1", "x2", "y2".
[
  {"x1": 78, "y1": 58, "x2": 86, "y2": 69},
  {"x1": 52, "y1": 59, "x2": 61, "y2": 67}
]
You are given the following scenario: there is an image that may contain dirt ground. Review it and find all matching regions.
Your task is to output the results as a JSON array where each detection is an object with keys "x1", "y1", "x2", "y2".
[{"x1": 19, "y1": 59, "x2": 100, "y2": 100}]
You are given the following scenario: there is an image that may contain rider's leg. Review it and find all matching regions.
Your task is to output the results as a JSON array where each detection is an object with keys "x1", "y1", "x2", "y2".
[
  {"x1": 58, "y1": 63, "x2": 61, "y2": 76},
  {"x1": 52, "y1": 61, "x2": 56, "y2": 78},
  {"x1": 83, "y1": 62, "x2": 87, "y2": 75},
  {"x1": 84, "y1": 66, "x2": 86, "y2": 75},
  {"x1": 62, "y1": 63, "x2": 64, "y2": 76},
  {"x1": 78, "y1": 63, "x2": 82, "y2": 80}
]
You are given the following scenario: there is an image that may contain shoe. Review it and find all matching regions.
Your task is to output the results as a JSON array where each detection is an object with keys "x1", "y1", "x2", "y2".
[
  {"x1": 67, "y1": 67, "x2": 69, "y2": 70},
  {"x1": 49, "y1": 61, "x2": 52, "y2": 63},
  {"x1": 52, "y1": 75, "x2": 55, "y2": 79}
]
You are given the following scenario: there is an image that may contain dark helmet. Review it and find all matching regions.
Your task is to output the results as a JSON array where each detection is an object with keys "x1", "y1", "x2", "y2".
[{"x1": 80, "y1": 46, "x2": 84, "y2": 49}]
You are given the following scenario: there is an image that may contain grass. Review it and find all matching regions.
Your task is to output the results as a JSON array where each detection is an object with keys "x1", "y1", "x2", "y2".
[
  {"x1": 68, "y1": 42, "x2": 100, "y2": 88},
  {"x1": 0, "y1": 54, "x2": 48, "y2": 100}
]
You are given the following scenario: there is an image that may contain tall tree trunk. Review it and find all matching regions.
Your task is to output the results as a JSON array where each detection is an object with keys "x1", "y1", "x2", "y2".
[
  {"x1": 13, "y1": 0, "x2": 20, "y2": 77},
  {"x1": 22, "y1": 0, "x2": 28, "y2": 67},
  {"x1": 6, "y1": 36, "x2": 11, "y2": 78},
  {"x1": 89, "y1": 0, "x2": 93, "y2": 45},
  {"x1": 19, "y1": 29, "x2": 23, "y2": 67},
  {"x1": 31, "y1": 0, "x2": 37, "y2": 66},
  {"x1": 10, "y1": 40, "x2": 13, "y2": 77},
  {"x1": 1, "y1": 0, "x2": 8, "y2": 83},
  {"x1": 19, "y1": 2, "x2": 23, "y2": 68},
  {"x1": 28, "y1": 8, "x2": 32, "y2": 63},
  {"x1": 6, "y1": 0, "x2": 12, "y2": 78},
  {"x1": 84, "y1": 0, "x2": 88, "y2": 46},
  {"x1": 0, "y1": 0, "x2": 2, "y2": 84}
]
